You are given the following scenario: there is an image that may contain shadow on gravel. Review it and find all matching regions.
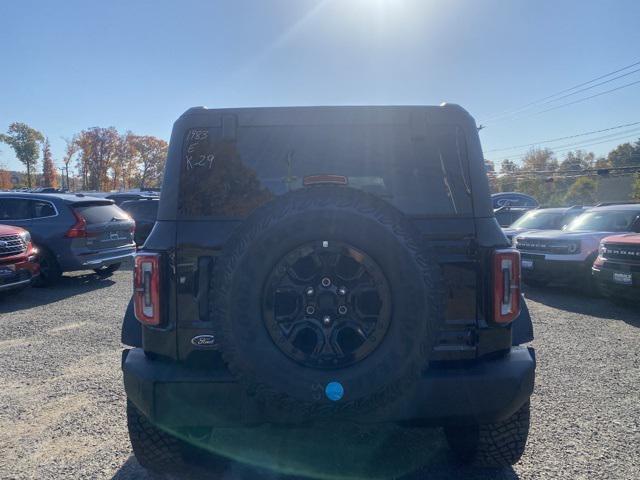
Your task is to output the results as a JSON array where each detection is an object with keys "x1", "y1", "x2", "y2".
[
  {"x1": 113, "y1": 455, "x2": 519, "y2": 480},
  {"x1": 0, "y1": 272, "x2": 116, "y2": 314},
  {"x1": 524, "y1": 285, "x2": 640, "y2": 328},
  {"x1": 112, "y1": 426, "x2": 520, "y2": 480}
]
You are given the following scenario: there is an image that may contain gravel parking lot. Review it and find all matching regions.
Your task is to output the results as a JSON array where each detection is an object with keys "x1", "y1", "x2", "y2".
[{"x1": 0, "y1": 269, "x2": 638, "y2": 479}]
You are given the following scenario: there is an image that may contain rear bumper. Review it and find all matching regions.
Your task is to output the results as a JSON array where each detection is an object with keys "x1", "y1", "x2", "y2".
[
  {"x1": 61, "y1": 245, "x2": 135, "y2": 271},
  {"x1": 123, "y1": 346, "x2": 535, "y2": 428}
]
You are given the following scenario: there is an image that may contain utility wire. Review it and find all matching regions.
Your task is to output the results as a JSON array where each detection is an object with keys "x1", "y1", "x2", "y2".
[
  {"x1": 534, "y1": 78, "x2": 640, "y2": 115},
  {"x1": 539, "y1": 67, "x2": 640, "y2": 105},
  {"x1": 485, "y1": 120, "x2": 640, "y2": 153},
  {"x1": 479, "y1": 59, "x2": 640, "y2": 124},
  {"x1": 490, "y1": 129, "x2": 640, "y2": 163}
]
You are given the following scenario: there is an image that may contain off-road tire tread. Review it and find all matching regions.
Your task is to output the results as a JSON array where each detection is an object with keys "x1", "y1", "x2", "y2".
[
  {"x1": 126, "y1": 400, "x2": 184, "y2": 473},
  {"x1": 446, "y1": 401, "x2": 530, "y2": 467}
]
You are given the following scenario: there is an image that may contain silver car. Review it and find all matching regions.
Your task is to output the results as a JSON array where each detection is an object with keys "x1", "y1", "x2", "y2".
[{"x1": 514, "y1": 204, "x2": 640, "y2": 288}]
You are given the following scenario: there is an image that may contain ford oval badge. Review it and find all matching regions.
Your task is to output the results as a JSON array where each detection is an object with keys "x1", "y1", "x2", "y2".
[{"x1": 191, "y1": 335, "x2": 216, "y2": 347}]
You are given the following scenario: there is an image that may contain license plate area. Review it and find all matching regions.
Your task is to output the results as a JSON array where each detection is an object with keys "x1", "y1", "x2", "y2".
[
  {"x1": 521, "y1": 259, "x2": 534, "y2": 270},
  {"x1": 0, "y1": 265, "x2": 16, "y2": 276},
  {"x1": 612, "y1": 272, "x2": 632, "y2": 286}
]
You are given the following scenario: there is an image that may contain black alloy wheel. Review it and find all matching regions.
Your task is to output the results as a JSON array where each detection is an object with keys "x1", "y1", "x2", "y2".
[{"x1": 263, "y1": 241, "x2": 391, "y2": 369}]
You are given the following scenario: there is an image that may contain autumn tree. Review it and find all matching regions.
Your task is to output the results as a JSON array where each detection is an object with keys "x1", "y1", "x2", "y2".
[
  {"x1": 75, "y1": 127, "x2": 120, "y2": 190},
  {"x1": 115, "y1": 131, "x2": 138, "y2": 190},
  {"x1": 521, "y1": 148, "x2": 558, "y2": 172},
  {"x1": 41, "y1": 137, "x2": 58, "y2": 188},
  {"x1": 560, "y1": 150, "x2": 594, "y2": 171},
  {"x1": 0, "y1": 164, "x2": 12, "y2": 190},
  {"x1": 593, "y1": 157, "x2": 611, "y2": 169},
  {"x1": 607, "y1": 141, "x2": 640, "y2": 167},
  {"x1": 632, "y1": 173, "x2": 640, "y2": 201},
  {"x1": 131, "y1": 135, "x2": 168, "y2": 189},
  {"x1": 499, "y1": 159, "x2": 519, "y2": 174},
  {"x1": 564, "y1": 177, "x2": 597, "y2": 205},
  {"x1": 0, "y1": 122, "x2": 44, "y2": 187},
  {"x1": 61, "y1": 136, "x2": 79, "y2": 190}
]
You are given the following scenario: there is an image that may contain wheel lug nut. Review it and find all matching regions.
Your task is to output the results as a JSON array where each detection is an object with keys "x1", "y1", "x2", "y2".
[
  {"x1": 338, "y1": 305, "x2": 347, "y2": 315},
  {"x1": 306, "y1": 306, "x2": 315, "y2": 315},
  {"x1": 306, "y1": 287, "x2": 314, "y2": 296},
  {"x1": 323, "y1": 315, "x2": 331, "y2": 325},
  {"x1": 321, "y1": 277, "x2": 331, "y2": 288},
  {"x1": 337, "y1": 286, "x2": 347, "y2": 296}
]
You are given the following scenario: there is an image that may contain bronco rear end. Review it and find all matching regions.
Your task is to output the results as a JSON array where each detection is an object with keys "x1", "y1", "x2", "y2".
[{"x1": 122, "y1": 105, "x2": 535, "y2": 474}]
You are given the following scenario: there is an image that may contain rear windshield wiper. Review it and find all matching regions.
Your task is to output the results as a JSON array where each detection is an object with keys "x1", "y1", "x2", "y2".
[{"x1": 439, "y1": 150, "x2": 459, "y2": 214}]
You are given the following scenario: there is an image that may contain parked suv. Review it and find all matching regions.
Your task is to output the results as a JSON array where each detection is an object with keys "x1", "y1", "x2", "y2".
[
  {"x1": 502, "y1": 206, "x2": 587, "y2": 243},
  {"x1": 515, "y1": 204, "x2": 640, "y2": 288},
  {"x1": 592, "y1": 233, "x2": 640, "y2": 300},
  {"x1": 121, "y1": 105, "x2": 535, "y2": 475},
  {"x1": 120, "y1": 198, "x2": 159, "y2": 246},
  {"x1": 0, "y1": 193, "x2": 136, "y2": 284},
  {"x1": 0, "y1": 224, "x2": 39, "y2": 293}
]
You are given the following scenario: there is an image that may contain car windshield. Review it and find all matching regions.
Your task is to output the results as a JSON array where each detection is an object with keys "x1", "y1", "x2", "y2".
[
  {"x1": 510, "y1": 211, "x2": 569, "y2": 230},
  {"x1": 565, "y1": 210, "x2": 640, "y2": 232}
]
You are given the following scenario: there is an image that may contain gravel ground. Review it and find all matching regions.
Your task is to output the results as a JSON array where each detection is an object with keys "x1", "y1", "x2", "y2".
[{"x1": 0, "y1": 269, "x2": 638, "y2": 479}]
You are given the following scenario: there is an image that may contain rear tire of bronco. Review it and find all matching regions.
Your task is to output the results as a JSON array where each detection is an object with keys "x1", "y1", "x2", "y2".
[
  {"x1": 127, "y1": 400, "x2": 184, "y2": 474},
  {"x1": 444, "y1": 400, "x2": 530, "y2": 467},
  {"x1": 210, "y1": 186, "x2": 443, "y2": 419},
  {"x1": 127, "y1": 401, "x2": 229, "y2": 477}
]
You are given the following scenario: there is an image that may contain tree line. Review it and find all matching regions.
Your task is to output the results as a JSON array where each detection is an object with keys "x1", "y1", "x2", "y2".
[
  {"x1": 486, "y1": 138, "x2": 640, "y2": 206},
  {"x1": 0, "y1": 122, "x2": 168, "y2": 191}
]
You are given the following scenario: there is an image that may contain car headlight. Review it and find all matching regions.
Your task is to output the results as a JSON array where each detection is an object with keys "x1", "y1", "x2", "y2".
[
  {"x1": 18, "y1": 230, "x2": 31, "y2": 244},
  {"x1": 598, "y1": 243, "x2": 605, "y2": 255},
  {"x1": 567, "y1": 241, "x2": 580, "y2": 254}
]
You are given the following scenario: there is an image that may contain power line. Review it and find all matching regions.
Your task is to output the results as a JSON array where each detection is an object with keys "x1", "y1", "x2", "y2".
[
  {"x1": 485, "y1": 120, "x2": 640, "y2": 153},
  {"x1": 493, "y1": 165, "x2": 640, "y2": 178},
  {"x1": 491, "y1": 128, "x2": 640, "y2": 161},
  {"x1": 534, "y1": 78, "x2": 640, "y2": 115},
  {"x1": 539, "y1": 66, "x2": 640, "y2": 106},
  {"x1": 479, "y1": 59, "x2": 640, "y2": 124},
  {"x1": 490, "y1": 129, "x2": 640, "y2": 163}
]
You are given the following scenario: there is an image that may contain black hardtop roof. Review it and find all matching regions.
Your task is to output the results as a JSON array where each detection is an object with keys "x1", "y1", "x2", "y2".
[{"x1": 178, "y1": 103, "x2": 475, "y2": 126}]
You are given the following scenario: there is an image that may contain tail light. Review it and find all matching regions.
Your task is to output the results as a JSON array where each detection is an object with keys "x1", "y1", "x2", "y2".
[
  {"x1": 65, "y1": 209, "x2": 88, "y2": 238},
  {"x1": 134, "y1": 252, "x2": 161, "y2": 326},
  {"x1": 493, "y1": 249, "x2": 521, "y2": 324}
]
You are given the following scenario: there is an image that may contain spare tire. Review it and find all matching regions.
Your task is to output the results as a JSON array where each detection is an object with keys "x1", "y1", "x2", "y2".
[{"x1": 210, "y1": 186, "x2": 443, "y2": 418}]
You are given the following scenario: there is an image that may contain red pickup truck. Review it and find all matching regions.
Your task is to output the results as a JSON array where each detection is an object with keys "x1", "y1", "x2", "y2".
[
  {"x1": 0, "y1": 224, "x2": 39, "y2": 293},
  {"x1": 593, "y1": 233, "x2": 640, "y2": 300}
]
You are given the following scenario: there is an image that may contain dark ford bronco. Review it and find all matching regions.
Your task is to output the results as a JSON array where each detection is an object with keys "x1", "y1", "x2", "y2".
[{"x1": 121, "y1": 105, "x2": 535, "y2": 475}]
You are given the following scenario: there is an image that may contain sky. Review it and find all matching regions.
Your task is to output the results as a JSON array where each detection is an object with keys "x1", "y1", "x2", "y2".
[{"x1": 1, "y1": 0, "x2": 640, "y2": 173}]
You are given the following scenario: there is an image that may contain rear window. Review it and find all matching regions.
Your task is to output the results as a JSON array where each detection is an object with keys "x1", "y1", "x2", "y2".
[
  {"x1": 123, "y1": 201, "x2": 158, "y2": 219},
  {"x1": 177, "y1": 124, "x2": 473, "y2": 219},
  {"x1": 73, "y1": 202, "x2": 129, "y2": 224}
]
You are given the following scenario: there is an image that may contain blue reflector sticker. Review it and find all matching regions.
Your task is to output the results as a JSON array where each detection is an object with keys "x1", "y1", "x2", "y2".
[{"x1": 325, "y1": 382, "x2": 344, "y2": 401}]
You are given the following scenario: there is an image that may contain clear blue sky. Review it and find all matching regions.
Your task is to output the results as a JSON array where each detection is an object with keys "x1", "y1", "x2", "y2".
[{"x1": 2, "y1": 0, "x2": 640, "y2": 172}]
